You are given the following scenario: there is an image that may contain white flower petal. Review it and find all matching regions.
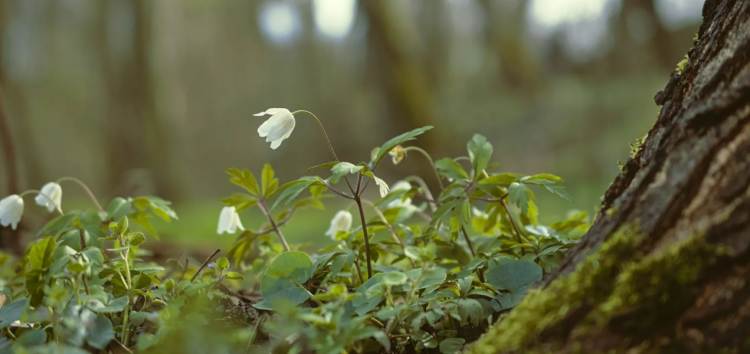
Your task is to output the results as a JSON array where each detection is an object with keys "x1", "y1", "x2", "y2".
[
  {"x1": 35, "y1": 182, "x2": 62, "y2": 213},
  {"x1": 254, "y1": 108, "x2": 287, "y2": 117},
  {"x1": 0, "y1": 195, "x2": 24, "y2": 230},
  {"x1": 217, "y1": 206, "x2": 238, "y2": 234},
  {"x1": 258, "y1": 114, "x2": 286, "y2": 137},
  {"x1": 325, "y1": 210, "x2": 352, "y2": 240},
  {"x1": 373, "y1": 177, "x2": 390, "y2": 198},
  {"x1": 265, "y1": 115, "x2": 295, "y2": 142}
]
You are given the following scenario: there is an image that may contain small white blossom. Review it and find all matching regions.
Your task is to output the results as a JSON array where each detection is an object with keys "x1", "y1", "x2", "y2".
[
  {"x1": 255, "y1": 108, "x2": 296, "y2": 149},
  {"x1": 35, "y1": 182, "x2": 62, "y2": 213},
  {"x1": 388, "y1": 181, "x2": 413, "y2": 209},
  {"x1": 325, "y1": 210, "x2": 353, "y2": 240},
  {"x1": 0, "y1": 195, "x2": 24, "y2": 230},
  {"x1": 217, "y1": 206, "x2": 245, "y2": 235}
]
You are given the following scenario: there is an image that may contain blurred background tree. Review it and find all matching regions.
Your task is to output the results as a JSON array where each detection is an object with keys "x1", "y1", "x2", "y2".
[{"x1": 0, "y1": 0, "x2": 703, "y2": 250}]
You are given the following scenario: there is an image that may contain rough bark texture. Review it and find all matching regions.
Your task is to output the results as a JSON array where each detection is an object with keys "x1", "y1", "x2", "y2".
[{"x1": 468, "y1": 1, "x2": 750, "y2": 353}]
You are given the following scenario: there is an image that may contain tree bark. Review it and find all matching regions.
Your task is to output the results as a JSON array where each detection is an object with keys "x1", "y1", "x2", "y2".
[{"x1": 469, "y1": 1, "x2": 750, "y2": 353}]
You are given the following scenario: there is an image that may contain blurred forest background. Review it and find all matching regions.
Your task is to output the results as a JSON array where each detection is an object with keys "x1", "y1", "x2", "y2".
[{"x1": 0, "y1": 0, "x2": 703, "y2": 250}]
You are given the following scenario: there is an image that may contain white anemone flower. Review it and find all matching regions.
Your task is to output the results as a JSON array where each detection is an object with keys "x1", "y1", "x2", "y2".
[
  {"x1": 0, "y1": 195, "x2": 24, "y2": 230},
  {"x1": 35, "y1": 182, "x2": 63, "y2": 213},
  {"x1": 255, "y1": 108, "x2": 296, "y2": 149},
  {"x1": 325, "y1": 210, "x2": 353, "y2": 240},
  {"x1": 217, "y1": 206, "x2": 245, "y2": 235},
  {"x1": 388, "y1": 181, "x2": 413, "y2": 209}
]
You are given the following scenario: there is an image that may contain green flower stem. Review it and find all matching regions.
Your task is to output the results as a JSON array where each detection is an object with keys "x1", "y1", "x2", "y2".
[
  {"x1": 460, "y1": 226, "x2": 477, "y2": 257},
  {"x1": 403, "y1": 146, "x2": 444, "y2": 191},
  {"x1": 119, "y1": 247, "x2": 133, "y2": 345},
  {"x1": 352, "y1": 259, "x2": 364, "y2": 285},
  {"x1": 57, "y1": 177, "x2": 104, "y2": 213},
  {"x1": 258, "y1": 199, "x2": 291, "y2": 252},
  {"x1": 292, "y1": 109, "x2": 357, "y2": 195},
  {"x1": 354, "y1": 174, "x2": 373, "y2": 278},
  {"x1": 78, "y1": 229, "x2": 91, "y2": 295},
  {"x1": 19, "y1": 189, "x2": 63, "y2": 216}
]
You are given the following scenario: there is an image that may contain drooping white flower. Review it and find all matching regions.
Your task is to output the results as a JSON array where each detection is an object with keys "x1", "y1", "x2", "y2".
[
  {"x1": 217, "y1": 206, "x2": 245, "y2": 235},
  {"x1": 0, "y1": 195, "x2": 24, "y2": 230},
  {"x1": 325, "y1": 210, "x2": 353, "y2": 240},
  {"x1": 255, "y1": 108, "x2": 296, "y2": 149},
  {"x1": 388, "y1": 181, "x2": 413, "y2": 209},
  {"x1": 35, "y1": 182, "x2": 63, "y2": 213}
]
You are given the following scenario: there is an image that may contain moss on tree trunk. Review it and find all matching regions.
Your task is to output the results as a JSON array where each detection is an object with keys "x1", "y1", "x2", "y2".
[{"x1": 468, "y1": 1, "x2": 750, "y2": 352}]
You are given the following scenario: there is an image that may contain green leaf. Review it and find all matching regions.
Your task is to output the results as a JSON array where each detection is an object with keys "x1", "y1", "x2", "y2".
[
  {"x1": 527, "y1": 200, "x2": 539, "y2": 227},
  {"x1": 221, "y1": 193, "x2": 258, "y2": 212},
  {"x1": 382, "y1": 272, "x2": 408, "y2": 287},
  {"x1": 467, "y1": 134, "x2": 493, "y2": 181},
  {"x1": 330, "y1": 162, "x2": 363, "y2": 184},
  {"x1": 225, "y1": 272, "x2": 244, "y2": 280},
  {"x1": 479, "y1": 173, "x2": 522, "y2": 185},
  {"x1": 216, "y1": 257, "x2": 229, "y2": 271},
  {"x1": 523, "y1": 173, "x2": 564, "y2": 183},
  {"x1": 404, "y1": 244, "x2": 436, "y2": 262},
  {"x1": 226, "y1": 168, "x2": 260, "y2": 196},
  {"x1": 28, "y1": 237, "x2": 56, "y2": 270},
  {"x1": 87, "y1": 296, "x2": 129, "y2": 313},
  {"x1": 106, "y1": 197, "x2": 131, "y2": 223},
  {"x1": 0, "y1": 298, "x2": 27, "y2": 329},
  {"x1": 406, "y1": 267, "x2": 447, "y2": 289},
  {"x1": 261, "y1": 163, "x2": 278, "y2": 197},
  {"x1": 440, "y1": 338, "x2": 466, "y2": 354},
  {"x1": 86, "y1": 314, "x2": 114, "y2": 349},
  {"x1": 260, "y1": 251, "x2": 313, "y2": 298},
  {"x1": 485, "y1": 260, "x2": 542, "y2": 309},
  {"x1": 252, "y1": 287, "x2": 310, "y2": 311},
  {"x1": 305, "y1": 161, "x2": 339, "y2": 172},
  {"x1": 363, "y1": 172, "x2": 389, "y2": 197},
  {"x1": 373, "y1": 126, "x2": 434, "y2": 167},
  {"x1": 508, "y1": 182, "x2": 529, "y2": 215},
  {"x1": 435, "y1": 158, "x2": 469, "y2": 181},
  {"x1": 457, "y1": 299, "x2": 484, "y2": 327},
  {"x1": 37, "y1": 212, "x2": 77, "y2": 237},
  {"x1": 543, "y1": 182, "x2": 572, "y2": 202},
  {"x1": 271, "y1": 177, "x2": 319, "y2": 211},
  {"x1": 129, "y1": 232, "x2": 146, "y2": 247},
  {"x1": 15, "y1": 329, "x2": 46, "y2": 347},
  {"x1": 129, "y1": 212, "x2": 160, "y2": 240},
  {"x1": 132, "y1": 196, "x2": 178, "y2": 222}
]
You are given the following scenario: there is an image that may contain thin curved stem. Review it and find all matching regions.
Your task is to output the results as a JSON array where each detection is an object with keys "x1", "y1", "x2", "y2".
[
  {"x1": 57, "y1": 177, "x2": 104, "y2": 213},
  {"x1": 258, "y1": 199, "x2": 291, "y2": 252},
  {"x1": 354, "y1": 175, "x2": 372, "y2": 278},
  {"x1": 20, "y1": 189, "x2": 63, "y2": 216},
  {"x1": 293, "y1": 110, "x2": 356, "y2": 195},
  {"x1": 404, "y1": 146, "x2": 444, "y2": 191},
  {"x1": 292, "y1": 110, "x2": 339, "y2": 162}
]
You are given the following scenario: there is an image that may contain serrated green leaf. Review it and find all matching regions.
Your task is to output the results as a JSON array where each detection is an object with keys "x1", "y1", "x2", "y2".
[
  {"x1": 221, "y1": 193, "x2": 258, "y2": 212},
  {"x1": 105, "y1": 197, "x2": 131, "y2": 223},
  {"x1": 28, "y1": 237, "x2": 56, "y2": 270},
  {"x1": 467, "y1": 134, "x2": 493, "y2": 181},
  {"x1": 440, "y1": 338, "x2": 466, "y2": 354},
  {"x1": 226, "y1": 168, "x2": 260, "y2": 196},
  {"x1": 271, "y1": 177, "x2": 319, "y2": 211},
  {"x1": 0, "y1": 299, "x2": 27, "y2": 329},
  {"x1": 479, "y1": 173, "x2": 522, "y2": 185},
  {"x1": 330, "y1": 162, "x2": 363, "y2": 184},
  {"x1": 260, "y1": 251, "x2": 313, "y2": 298},
  {"x1": 508, "y1": 182, "x2": 529, "y2": 215},
  {"x1": 305, "y1": 161, "x2": 339, "y2": 172},
  {"x1": 435, "y1": 158, "x2": 469, "y2": 181},
  {"x1": 527, "y1": 200, "x2": 539, "y2": 227},
  {"x1": 261, "y1": 163, "x2": 278, "y2": 197},
  {"x1": 486, "y1": 260, "x2": 542, "y2": 309}
]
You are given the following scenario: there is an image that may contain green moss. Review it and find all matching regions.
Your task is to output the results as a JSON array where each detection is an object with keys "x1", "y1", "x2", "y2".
[
  {"x1": 676, "y1": 55, "x2": 689, "y2": 75},
  {"x1": 585, "y1": 235, "x2": 723, "y2": 332},
  {"x1": 467, "y1": 225, "x2": 645, "y2": 353}
]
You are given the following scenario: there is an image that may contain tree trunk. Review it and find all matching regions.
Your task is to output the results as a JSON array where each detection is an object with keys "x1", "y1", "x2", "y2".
[
  {"x1": 100, "y1": 0, "x2": 173, "y2": 199},
  {"x1": 469, "y1": 1, "x2": 750, "y2": 353}
]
